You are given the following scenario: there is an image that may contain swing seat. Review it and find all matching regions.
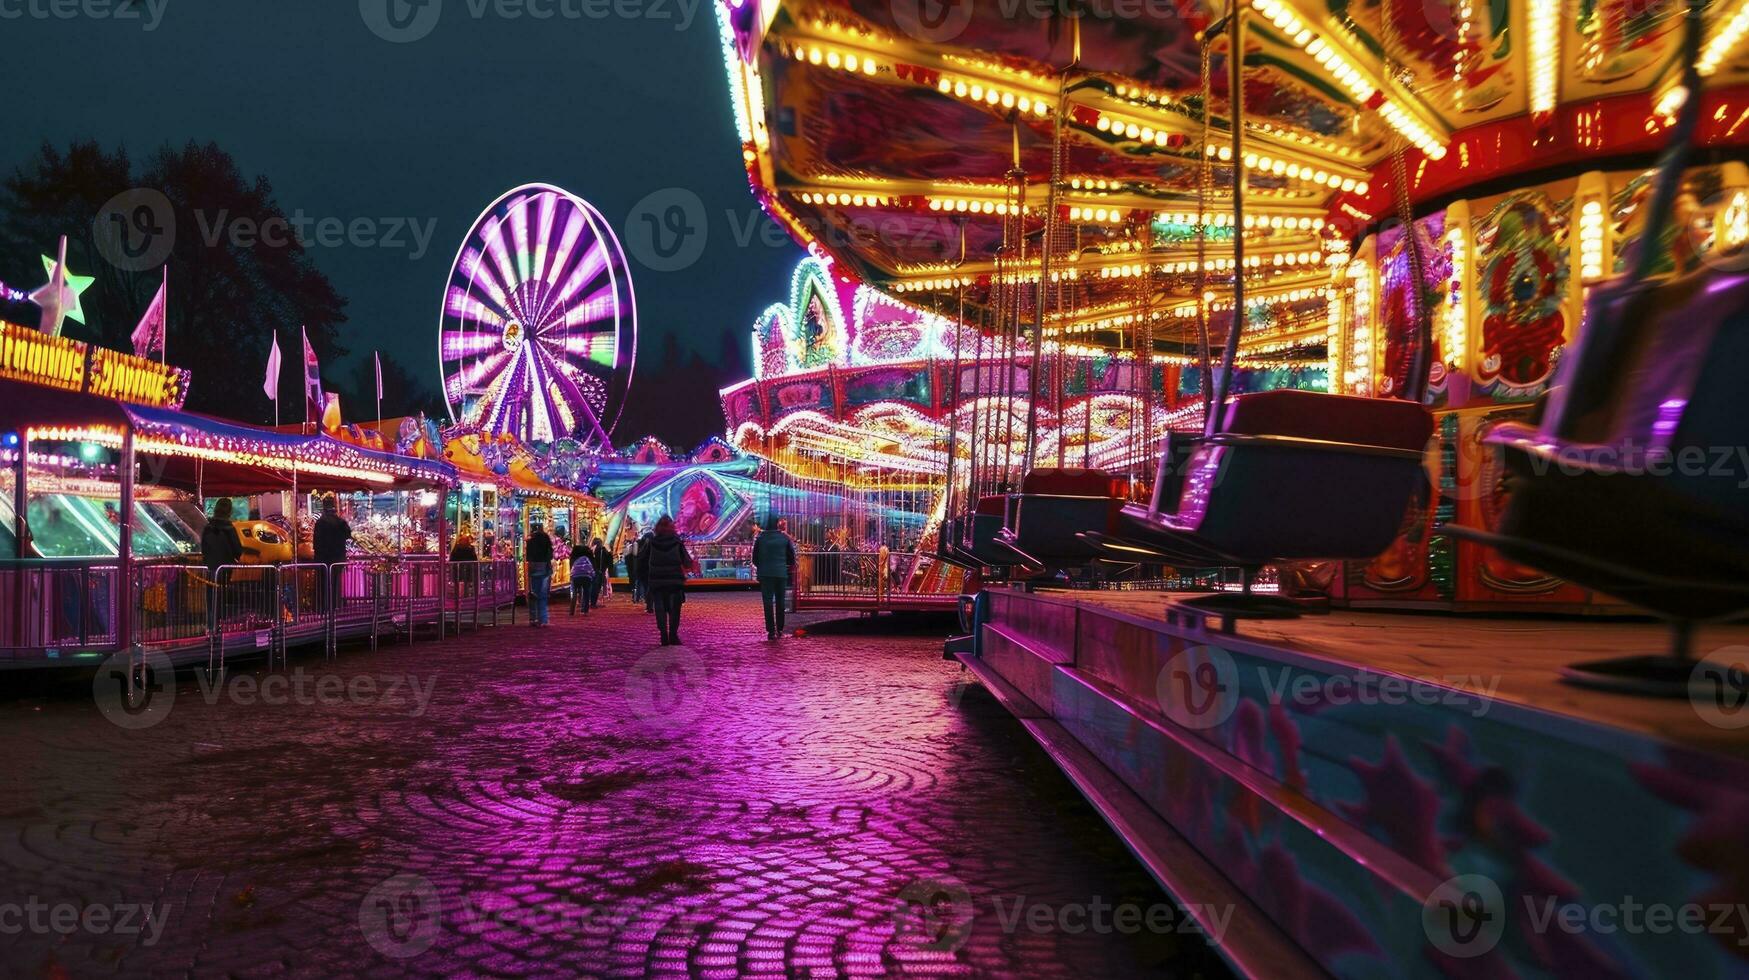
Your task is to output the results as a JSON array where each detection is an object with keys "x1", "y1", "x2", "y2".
[
  {"x1": 1117, "y1": 390, "x2": 1432, "y2": 624},
  {"x1": 968, "y1": 495, "x2": 1026, "y2": 566},
  {"x1": 1003, "y1": 468, "x2": 1127, "y2": 566},
  {"x1": 1454, "y1": 266, "x2": 1749, "y2": 647}
]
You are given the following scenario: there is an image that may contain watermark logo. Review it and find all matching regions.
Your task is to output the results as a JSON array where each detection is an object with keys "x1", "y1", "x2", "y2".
[
  {"x1": 92, "y1": 647, "x2": 177, "y2": 731},
  {"x1": 1422, "y1": 874, "x2": 1506, "y2": 959},
  {"x1": 1155, "y1": 643, "x2": 1239, "y2": 730},
  {"x1": 0, "y1": 897, "x2": 171, "y2": 945},
  {"x1": 360, "y1": 0, "x2": 443, "y2": 42},
  {"x1": 892, "y1": 875, "x2": 975, "y2": 952},
  {"x1": 623, "y1": 188, "x2": 708, "y2": 273},
  {"x1": 359, "y1": 874, "x2": 441, "y2": 958},
  {"x1": 93, "y1": 188, "x2": 176, "y2": 273},
  {"x1": 0, "y1": 0, "x2": 170, "y2": 30},
  {"x1": 890, "y1": 0, "x2": 972, "y2": 44},
  {"x1": 1691, "y1": 646, "x2": 1749, "y2": 730},
  {"x1": 623, "y1": 647, "x2": 708, "y2": 731}
]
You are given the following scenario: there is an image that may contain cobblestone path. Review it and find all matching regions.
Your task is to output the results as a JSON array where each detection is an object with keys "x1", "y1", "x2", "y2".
[{"x1": 0, "y1": 592, "x2": 1229, "y2": 978}]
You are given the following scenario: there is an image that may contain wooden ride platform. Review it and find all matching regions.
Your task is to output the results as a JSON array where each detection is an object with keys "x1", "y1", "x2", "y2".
[{"x1": 955, "y1": 586, "x2": 1749, "y2": 978}]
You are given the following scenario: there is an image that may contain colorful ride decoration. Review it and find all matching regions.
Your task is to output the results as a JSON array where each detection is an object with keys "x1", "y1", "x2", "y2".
[
  {"x1": 438, "y1": 183, "x2": 637, "y2": 449},
  {"x1": 723, "y1": 255, "x2": 1321, "y2": 488},
  {"x1": 1328, "y1": 161, "x2": 1749, "y2": 609}
]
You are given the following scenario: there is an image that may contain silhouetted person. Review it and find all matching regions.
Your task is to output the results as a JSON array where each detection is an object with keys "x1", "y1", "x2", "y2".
[
  {"x1": 526, "y1": 522, "x2": 554, "y2": 627},
  {"x1": 568, "y1": 538, "x2": 594, "y2": 616},
  {"x1": 753, "y1": 518, "x2": 797, "y2": 640},
  {"x1": 590, "y1": 537, "x2": 611, "y2": 608},
  {"x1": 200, "y1": 498, "x2": 244, "y2": 636},
  {"x1": 313, "y1": 497, "x2": 352, "y2": 612},
  {"x1": 639, "y1": 516, "x2": 692, "y2": 645}
]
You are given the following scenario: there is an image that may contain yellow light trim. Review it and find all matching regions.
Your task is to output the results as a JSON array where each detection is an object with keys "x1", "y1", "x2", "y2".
[
  {"x1": 1699, "y1": 0, "x2": 1749, "y2": 76},
  {"x1": 1528, "y1": 0, "x2": 1561, "y2": 114}
]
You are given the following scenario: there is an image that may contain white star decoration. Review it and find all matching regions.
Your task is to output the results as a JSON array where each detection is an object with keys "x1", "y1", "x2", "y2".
[{"x1": 29, "y1": 237, "x2": 94, "y2": 337}]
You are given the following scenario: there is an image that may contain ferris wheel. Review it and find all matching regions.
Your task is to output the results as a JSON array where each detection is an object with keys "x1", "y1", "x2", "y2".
[{"x1": 438, "y1": 183, "x2": 637, "y2": 447}]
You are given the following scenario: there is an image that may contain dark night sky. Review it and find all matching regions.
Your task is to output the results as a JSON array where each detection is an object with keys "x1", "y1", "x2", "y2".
[{"x1": 7, "y1": 0, "x2": 804, "y2": 447}]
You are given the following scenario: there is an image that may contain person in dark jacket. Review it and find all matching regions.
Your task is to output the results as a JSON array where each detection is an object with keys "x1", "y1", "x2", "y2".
[
  {"x1": 636, "y1": 530, "x2": 656, "y2": 612},
  {"x1": 752, "y1": 518, "x2": 797, "y2": 640},
  {"x1": 450, "y1": 532, "x2": 479, "y2": 595},
  {"x1": 638, "y1": 516, "x2": 692, "y2": 645},
  {"x1": 589, "y1": 537, "x2": 611, "y2": 608},
  {"x1": 525, "y1": 522, "x2": 554, "y2": 626},
  {"x1": 568, "y1": 537, "x2": 595, "y2": 616},
  {"x1": 312, "y1": 496, "x2": 352, "y2": 612},
  {"x1": 200, "y1": 498, "x2": 244, "y2": 635}
]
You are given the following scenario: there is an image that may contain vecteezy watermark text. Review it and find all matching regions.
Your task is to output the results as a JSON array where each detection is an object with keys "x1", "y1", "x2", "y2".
[
  {"x1": 358, "y1": 0, "x2": 699, "y2": 43},
  {"x1": 0, "y1": 897, "x2": 171, "y2": 946},
  {"x1": 0, "y1": 0, "x2": 169, "y2": 30},
  {"x1": 1155, "y1": 644, "x2": 1500, "y2": 731}
]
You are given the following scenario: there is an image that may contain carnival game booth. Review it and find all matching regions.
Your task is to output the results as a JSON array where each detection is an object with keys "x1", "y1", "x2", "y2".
[
  {"x1": 717, "y1": 0, "x2": 1749, "y2": 974},
  {"x1": 439, "y1": 427, "x2": 603, "y2": 604},
  {"x1": 0, "y1": 368, "x2": 487, "y2": 671}
]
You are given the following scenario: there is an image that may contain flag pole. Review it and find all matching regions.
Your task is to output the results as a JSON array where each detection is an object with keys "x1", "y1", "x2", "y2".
[{"x1": 159, "y1": 267, "x2": 168, "y2": 365}]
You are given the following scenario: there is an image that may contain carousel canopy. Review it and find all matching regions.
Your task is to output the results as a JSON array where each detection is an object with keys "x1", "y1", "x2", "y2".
[{"x1": 717, "y1": 0, "x2": 1749, "y2": 357}]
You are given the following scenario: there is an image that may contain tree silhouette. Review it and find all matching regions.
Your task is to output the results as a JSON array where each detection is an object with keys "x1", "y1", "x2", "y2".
[{"x1": 0, "y1": 140, "x2": 348, "y2": 423}]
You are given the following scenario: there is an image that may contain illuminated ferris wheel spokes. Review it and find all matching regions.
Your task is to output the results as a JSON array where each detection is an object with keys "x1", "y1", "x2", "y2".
[{"x1": 439, "y1": 183, "x2": 637, "y2": 447}]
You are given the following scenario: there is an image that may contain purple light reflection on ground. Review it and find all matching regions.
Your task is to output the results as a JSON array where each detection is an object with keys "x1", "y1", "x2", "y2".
[{"x1": 0, "y1": 594, "x2": 1231, "y2": 977}]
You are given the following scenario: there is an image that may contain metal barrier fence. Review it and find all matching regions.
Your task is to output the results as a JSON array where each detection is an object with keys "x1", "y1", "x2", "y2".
[
  {"x1": 443, "y1": 559, "x2": 519, "y2": 632},
  {"x1": 0, "y1": 558, "x2": 526, "y2": 667},
  {"x1": 794, "y1": 551, "x2": 962, "y2": 609},
  {"x1": 0, "y1": 560, "x2": 121, "y2": 653}
]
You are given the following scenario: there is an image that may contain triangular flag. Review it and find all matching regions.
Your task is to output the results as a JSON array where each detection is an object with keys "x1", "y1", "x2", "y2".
[
  {"x1": 321, "y1": 391, "x2": 343, "y2": 433},
  {"x1": 374, "y1": 350, "x2": 384, "y2": 401},
  {"x1": 264, "y1": 331, "x2": 282, "y2": 401},
  {"x1": 131, "y1": 270, "x2": 168, "y2": 360},
  {"x1": 301, "y1": 327, "x2": 324, "y2": 424}
]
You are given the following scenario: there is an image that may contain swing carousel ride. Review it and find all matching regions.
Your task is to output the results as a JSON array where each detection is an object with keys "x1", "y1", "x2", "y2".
[
  {"x1": 713, "y1": 0, "x2": 1749, "y2": 612},
  {"x1": 712, "y1": 1, "x2": 1749, "y2": 973}
]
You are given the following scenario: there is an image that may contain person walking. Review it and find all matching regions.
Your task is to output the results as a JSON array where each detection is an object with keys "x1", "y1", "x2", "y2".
[
  {"x1": 639, "y1": 516, "x2": 693, "y2": 645},
  {"x1": 568, "y1": 537, "x2": 595, "y2": 616},
  {"x1": 200, "y1": 498, "x2": 244, "y2": 637},
  {"x1": 313, "y1": 496, "x2": 352, "y2": 613},
  {"x1": 752, "y1": 518, "x2": 797, "y2": 640},
  {"x1": 637, "y1": 529, "x2": 656, "y2": 614},
  {"x1": 589, "y1": 537, "x2": 611, "y2": 609},
  {"x1": 624, "y1": 533, "x2": 643, "y2": 606},
  {"x1": 526, "y1": 522, "x2": 554, "y2": 627}
]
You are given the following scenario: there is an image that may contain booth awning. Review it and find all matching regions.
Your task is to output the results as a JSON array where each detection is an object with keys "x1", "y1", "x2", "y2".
[{"x1": 5, "y1": 379, "x2": 457, "y2": 495}]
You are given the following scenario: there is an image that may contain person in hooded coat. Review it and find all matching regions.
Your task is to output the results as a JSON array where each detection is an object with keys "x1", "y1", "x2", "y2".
[{"x1": 637, "y1": 515, "x2": 693, "y2": 645}]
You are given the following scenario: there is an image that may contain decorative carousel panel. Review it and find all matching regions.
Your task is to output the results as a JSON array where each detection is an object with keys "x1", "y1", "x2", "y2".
[{"x1": 1467, "y1": 186, "x2": 1572, "y2": 398}]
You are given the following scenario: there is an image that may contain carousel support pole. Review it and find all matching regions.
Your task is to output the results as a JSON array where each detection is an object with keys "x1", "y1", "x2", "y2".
[
  {"x1": 12, "y1": 428, "x2": 27, "y2": 647},
  {"x1": 437, "y1": 487, "x2": 448, "y2": 641},
  {"x1": 1209, "y1": 8, "x2": 1247, "y2": 439},
  {"x1": 117, "y1": 424, "x2": 135, "y2": 654}
]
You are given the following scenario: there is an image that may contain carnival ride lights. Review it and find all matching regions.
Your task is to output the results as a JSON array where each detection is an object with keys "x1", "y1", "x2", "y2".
[
  {"x1": 26, "y1": 425, "x2": 415, "y2": 486},
  {"x1": 438, "y1": 183, "x2": 637, "y2": 449}
]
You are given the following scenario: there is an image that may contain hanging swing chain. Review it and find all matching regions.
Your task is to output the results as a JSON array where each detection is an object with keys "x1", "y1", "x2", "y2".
[
  {"x1": 1023, "y1": 74, "x2": 1070, "y2": 474},
  {"x1": 1196, "y1": 29, "x2": 1216, "y2": 428},
  {"x1": 942, "y1": 219, "x2": 968, "y2": 534},
  {"x1": 1207, "y1": 9, "x2": 1247, "y2": 440},
  {"x1": 1382, "y1": 0, "x2": 1435, "y2": 403}
]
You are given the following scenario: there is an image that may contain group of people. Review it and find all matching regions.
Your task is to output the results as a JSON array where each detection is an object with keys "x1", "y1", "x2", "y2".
[
  {"x1": 518, "y1": 526, "x2": 613, "y2": 627},
  {"x1": 610, "y1": 515, "x2": 797, "y2": 643}
]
